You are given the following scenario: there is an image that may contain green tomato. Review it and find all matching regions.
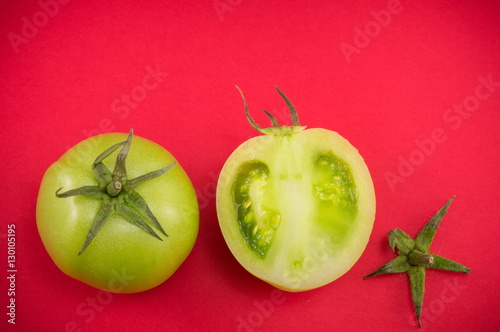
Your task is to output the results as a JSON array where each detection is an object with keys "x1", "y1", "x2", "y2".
[
  {"x1": 216, "y1": 88, "x2": 376, "y2": 292},
  {"x1": 36, "y1": 130, "x2": 199, "y2": 293}
]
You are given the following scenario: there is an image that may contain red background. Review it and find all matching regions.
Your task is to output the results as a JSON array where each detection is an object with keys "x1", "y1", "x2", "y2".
[{"x1": 1, "y1": 0, "x2": 499, "y2": 331}]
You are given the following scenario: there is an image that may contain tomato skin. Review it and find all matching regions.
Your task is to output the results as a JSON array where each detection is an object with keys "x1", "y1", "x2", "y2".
[
  {"x1": 36, "y1": 133, "x2": 199, "y2": 293},
  {"x1": 217, "y1": 128, "x2": 376, "y2": 292}
]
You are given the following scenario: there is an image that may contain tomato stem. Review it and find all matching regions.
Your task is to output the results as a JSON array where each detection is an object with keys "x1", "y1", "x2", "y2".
[
  {"x1": 408, "y1": 250, "x2": 434, "y2": 266},
  {"x1": 106, "y1": 181, "x2": 122, "y2": 197}
]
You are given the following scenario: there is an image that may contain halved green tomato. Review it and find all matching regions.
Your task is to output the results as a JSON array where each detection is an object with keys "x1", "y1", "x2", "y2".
[{"x1": 216, "y1": 88, "x2": 376, "y2": 292}]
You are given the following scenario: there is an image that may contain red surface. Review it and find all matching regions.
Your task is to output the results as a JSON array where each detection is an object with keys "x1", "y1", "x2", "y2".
[{"x1": 1, "y1": 0, "x2": 499, "y2": 331}]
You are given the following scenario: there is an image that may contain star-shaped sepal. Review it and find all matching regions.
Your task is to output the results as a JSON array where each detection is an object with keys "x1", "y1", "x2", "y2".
[
  {"x1": 364, "y1": 196, "x2": 470, "y2": 327},
  {"x1": 56, "y1": 129, "x2": 174, "y2": 255}
]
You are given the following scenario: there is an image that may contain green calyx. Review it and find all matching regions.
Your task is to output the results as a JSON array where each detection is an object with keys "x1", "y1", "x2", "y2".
[
  {"x1": 364, "y1": 196, "x2": 471, "y2": 327},
  {"x1": 56, "y1": 129, "x2": 174, "y2": 255},
  {"x1": 236, "y1": 86, "x2": 306, "y2": 136}
]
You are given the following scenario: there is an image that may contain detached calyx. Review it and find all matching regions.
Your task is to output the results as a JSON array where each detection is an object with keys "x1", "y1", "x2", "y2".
[
  {"x1": 56, "y1": 129, "x2": 174, "y2": 255},
  {"x1": 364, "y1": 196, "x2": 470, "y2": 327}
]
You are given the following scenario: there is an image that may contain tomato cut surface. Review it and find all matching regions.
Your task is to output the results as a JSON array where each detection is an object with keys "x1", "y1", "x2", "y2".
[{"x1": 216, "y1": 89, "x2": 375, "y2": 292}]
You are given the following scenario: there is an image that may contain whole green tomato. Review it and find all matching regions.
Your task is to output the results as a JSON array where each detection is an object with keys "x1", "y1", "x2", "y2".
[
  {"x1": 36, "y1": 130, "x2": 199, "y2": 293},
  {"x1": 216, "y1": 88, "x2": 376, "y2": 292}
]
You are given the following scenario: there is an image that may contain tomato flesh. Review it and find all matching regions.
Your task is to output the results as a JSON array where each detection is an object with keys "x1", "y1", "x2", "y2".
[{"x1": 217, "y1": 128, "x2": 375, "y2": 292}]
